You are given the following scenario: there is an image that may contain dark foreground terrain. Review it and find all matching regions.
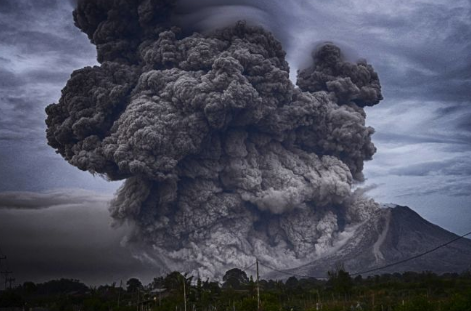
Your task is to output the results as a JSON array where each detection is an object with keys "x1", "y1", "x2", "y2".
[{"x1": 1, "y1": 269, "x2": 471, "y2": 311}]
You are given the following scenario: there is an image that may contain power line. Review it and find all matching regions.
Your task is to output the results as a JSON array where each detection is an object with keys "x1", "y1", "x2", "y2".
[
  {"x1": 350, "y1": 230, "x2": 471, "y2": 276},
  {"x1": 0, "y1": 246, "x2": 13, "y2": 291},
  {"x1": 0, "y1": 227, "x2": 466, "y2": 290},
  {"x1": 242, "y1": 261, "x2": 256, "y2": 272},
  {"x1": 0, "y1": 248, "x2": 6, "y2": 264},
  {"x1": 258, "y1": 261, "x2": 327, "y2": 280},
  {"x1": 247, "y1": 229, "x2": 471, "y2": 280},
  {"x1": 256, "y1": 259, "x2": 260, "y2": 311},
  {"x1": 6, "y1": 277, "x2": 15, "y2": 290},
  {"x1": 1, "y1": 270, "x2": 13, "y2": 290}
]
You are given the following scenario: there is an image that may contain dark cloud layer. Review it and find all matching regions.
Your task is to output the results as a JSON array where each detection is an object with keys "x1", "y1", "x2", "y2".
[
  {"x1": 351, "y1": 2, "x2": 471, "y2": 105},
  {"x1": 0, "y1": 190, "x2": 109, "y2": 210},
  {"x1": 0, "y1": 0, "x2": 114, "y2": 194},
  {"x1": 389, "y1": 159, "x2": 471, "y2": 178},
  {"x1": 0, "y1": 0, "x2": 96, "y2": 143},
  {"x1": 0, "y1": 189, "x2": 157, "y2": 285}
]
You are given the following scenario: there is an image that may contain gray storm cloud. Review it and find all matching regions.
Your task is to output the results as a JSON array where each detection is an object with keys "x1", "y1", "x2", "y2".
[
  {"x1": 174, "y1": 0, "x2": 280, "y2": 38},
  {"x1": 46, "y1": 0, "x2": 383, "y2": 278}
]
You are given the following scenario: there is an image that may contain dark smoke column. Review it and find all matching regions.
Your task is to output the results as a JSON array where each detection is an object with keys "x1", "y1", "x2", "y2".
[{"x1": 46, "y1": 0, "x2": 383, "y2": 278}]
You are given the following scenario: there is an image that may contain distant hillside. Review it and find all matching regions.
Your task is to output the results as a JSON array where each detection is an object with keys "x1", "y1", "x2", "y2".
[{"x1": 267, "y1": 204, "x2": 471, "y2": 279}]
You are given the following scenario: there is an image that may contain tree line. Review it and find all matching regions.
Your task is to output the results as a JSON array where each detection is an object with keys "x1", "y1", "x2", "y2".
[{"x1": 1, "y1": 269, "x2": 471, "y2": 311}]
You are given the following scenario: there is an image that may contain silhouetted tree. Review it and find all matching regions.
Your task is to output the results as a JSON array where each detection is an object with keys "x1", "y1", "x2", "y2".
[
  {"x1": 151, "y1": 276, "x2": 165, "y2": 290},
  {"x1": 327, "y1": 267, "x2": 353, "y2": 296},
  {"x1": 126, "y1": 278, "x2": 142, "y2": 293},
  {"x1": 163, "y1": 272, "x2": 181, "y2": 292},
  {"x1": 285, "y1": 276, "x2": 299, "y2": 290},
  {"x1": 22, "y1": 282, "x2": 37, "y2": 294},
  {"x1": 164, "y1": 271, "x2": 192, "y2": 295},
  {"x1": 222, "y1": 268, "x2": 249, "y2": 290}
]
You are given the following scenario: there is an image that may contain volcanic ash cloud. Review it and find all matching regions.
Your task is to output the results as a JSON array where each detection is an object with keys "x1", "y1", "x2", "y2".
[{"x1": 46, "y1": 0, "x2": 383, "y2": 278}]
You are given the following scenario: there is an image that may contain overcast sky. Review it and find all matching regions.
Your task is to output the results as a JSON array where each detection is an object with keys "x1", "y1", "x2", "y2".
[{"x1": 0, "y1": 0, "x2": 470, "y2": 285}]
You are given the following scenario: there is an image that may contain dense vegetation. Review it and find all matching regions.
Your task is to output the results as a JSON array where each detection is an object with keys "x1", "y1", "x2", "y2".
[{"x1": 1, "y1": 269, "x2": 471, "y2": 311}]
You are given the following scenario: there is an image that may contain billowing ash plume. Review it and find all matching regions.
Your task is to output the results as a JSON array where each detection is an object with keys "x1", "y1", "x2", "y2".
[{"x1": 46, "y1": 0, "x2": 383, "y2": 278}]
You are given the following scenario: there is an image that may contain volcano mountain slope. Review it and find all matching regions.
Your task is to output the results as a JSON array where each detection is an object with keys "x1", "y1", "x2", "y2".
[{"x1": 269, "y1": 205, "x2": 471, "y2": 279}]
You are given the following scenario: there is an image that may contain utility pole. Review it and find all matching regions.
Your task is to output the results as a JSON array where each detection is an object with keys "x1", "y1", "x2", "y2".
[
  {"x1": 137, "y1": 288, "x2": 140, "y2": 311},
  {"x1": 372, "y1": 292, "x2": 375, "y2": 311},
  {"x1": 0, "y1": 255, "x2": 5, "y2": 291},
  {"x1": 256, "y1": 259, "x2": 260, "y2": 311},
  {"x1": 118, "y1": 280, "x2": 122, "y2": 308},
  {"x1": 183, "y1": 276, "x2": 187, "y2": 311},
  {"x1": 7, "y1": 277, "x2": 15, "y2": 289},
  {"x1": 1, "y1": 270, "x2": 12, "y2": 291}
]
